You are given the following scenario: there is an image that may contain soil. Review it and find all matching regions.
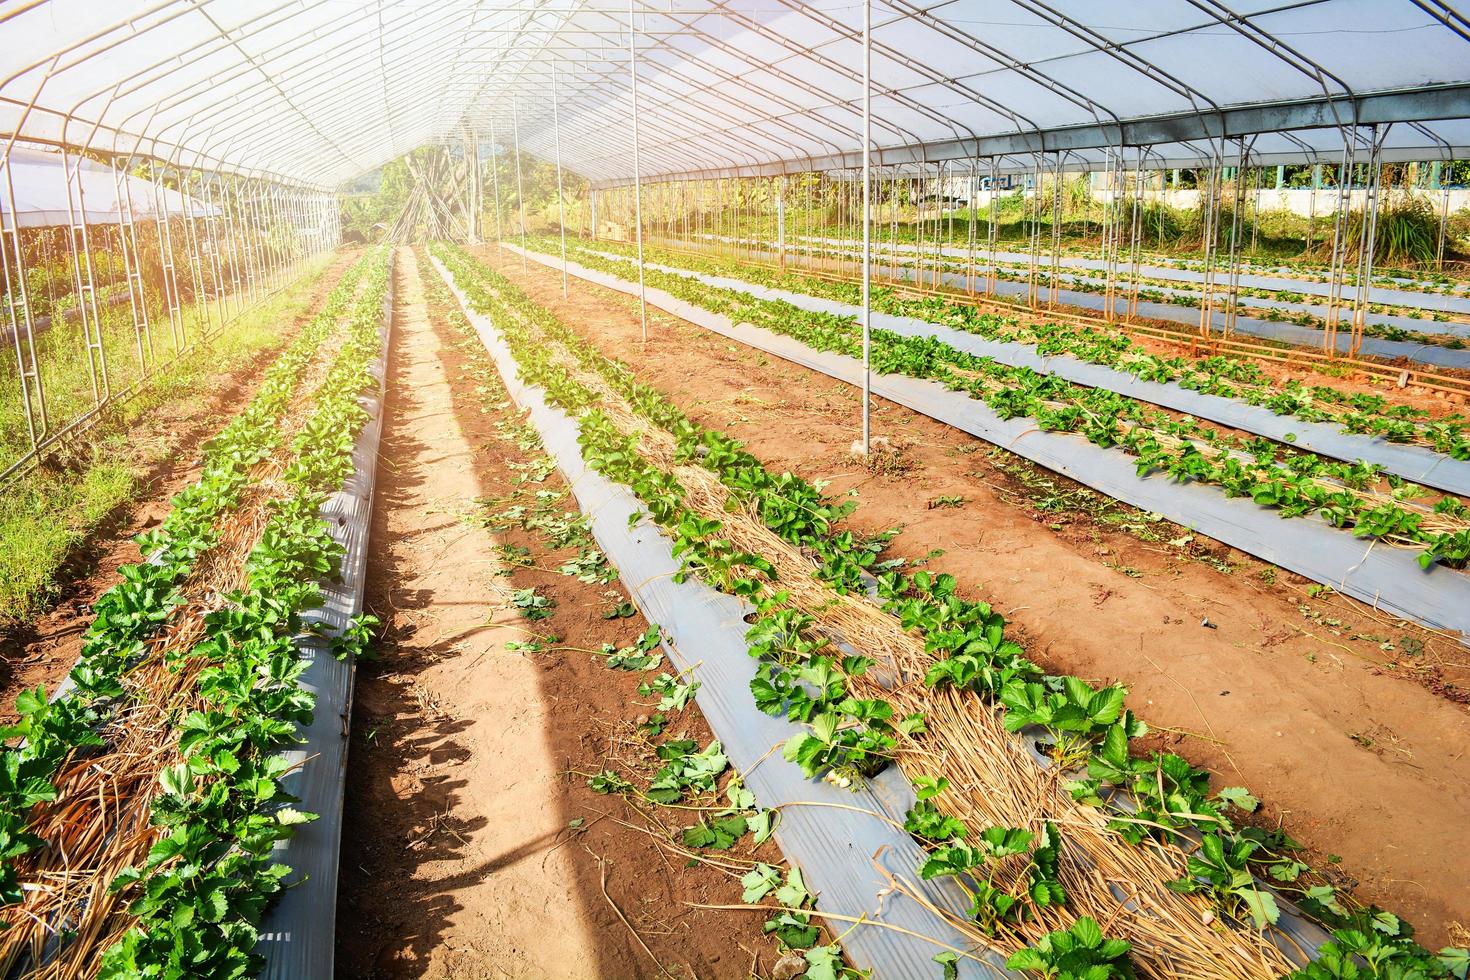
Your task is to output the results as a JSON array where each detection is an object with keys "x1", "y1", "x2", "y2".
[
  {"x1": 480, "y1": 244, "x2": 1470, "y2": 949},
  {"x1": 652, "y1": 238, "x2": 1470, "y2": 407},
  {"x1": 335, "y1": 248, "x2": 788, "y2": 979},
  {"x1": 0, "y1": 251, "x2": 360, "y2": 721}
]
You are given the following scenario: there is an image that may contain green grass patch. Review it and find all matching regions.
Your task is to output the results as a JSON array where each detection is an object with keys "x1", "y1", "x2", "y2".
[{"x1": 0, "y1": 253, "x2": 338, "y2": 624}]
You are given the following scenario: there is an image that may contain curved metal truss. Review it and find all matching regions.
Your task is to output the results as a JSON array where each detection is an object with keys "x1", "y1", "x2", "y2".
[
  {"x1": 1, "y1": 0, "x2": 1468, "y2": 471},
  {"x1": 1, "y1": 1, "x2": 1468, "y2": 188}
]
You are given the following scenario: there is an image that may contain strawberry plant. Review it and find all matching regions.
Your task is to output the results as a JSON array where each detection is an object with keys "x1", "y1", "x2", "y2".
[
  {"x1": 1166, "y1": 832, "x2": 1280, "y2": 929},
  {"x1": 1005, "y1": 917, "x2": 1135, "y2": 979},
  {"x1": 436, "y1": 243, "x2": 1469, "y2": 976},
  {"x1": 0, "y1": 253, "x2": 376, "y2": 922},
  {"x1": 95, "y1": 249, "x2": 390, "y2": 976}
]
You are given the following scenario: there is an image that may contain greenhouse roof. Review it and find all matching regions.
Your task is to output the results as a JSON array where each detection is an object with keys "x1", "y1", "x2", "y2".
[
  {"x1": 0, "y1": 145, "x2": 208, "y2": 227},
  {"x1": 2, "y1": 0, "x2": 1468, "y2": 189}
]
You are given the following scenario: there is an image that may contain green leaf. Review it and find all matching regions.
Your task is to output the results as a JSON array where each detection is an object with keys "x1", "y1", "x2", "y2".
[
  {"x1": 1438, "y1": 947, "x2": 1470, "y2": 980},
  {"x1": 1216, "y1": 786, "x2": 1259, "y2": 813},
  {"x1": 1071, "y1": 915, "x2": 1104, "y2": 948},
  {"x1": 748, "y1": 809, "x2": 776, "y2": 846},
  {"x1": 804, "y1": 945, "x2": 843, "y2": 980},
  {"x1": 741, "y1": 863, "x2": 781, "y2": 903},
  {"x1": 775, "y1": 866, "x2": 812, "y2": 909},
  {"x1": 1240, "y1": 888, "x2": 1280, "y2": 929}
]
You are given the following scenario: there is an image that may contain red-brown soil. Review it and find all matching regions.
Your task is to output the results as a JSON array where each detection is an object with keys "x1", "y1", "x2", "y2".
[
  {"x1": 335, "y1": 249, "x2": 789, "y2": 978},
  {"x1": 0, "y1": 251, "x2": 359, "y2": 721},
  {"x1": 479, "y1": 244, "x2": 1470, "y2": 949}
]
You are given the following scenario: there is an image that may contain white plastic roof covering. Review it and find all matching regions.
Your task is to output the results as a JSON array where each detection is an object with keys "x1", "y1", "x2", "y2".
[
  {"x1": 0, "y1": 146, "x2": 208, "y2": 227},
  {"x1": 1, "y1": 0, "x2": 1468, "y2": 189}
]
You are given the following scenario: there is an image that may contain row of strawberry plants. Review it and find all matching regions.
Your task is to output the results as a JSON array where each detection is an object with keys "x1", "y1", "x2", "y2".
[
  {"x1": 760, "y1": 238, "x2": 1466, "y2": 346},
  {"x1": 425, "y1": 258, "x2": 851, "y2": 976},
  {"x1": 773, "y1": 228, "x2": 1470, "y2": 297},
  {"x1": 535, "y1": 240, "x2": 1470, "y2": 571},
  {"x1": 775, "y1": 235, "x2": 1467, "y2": 325},
  {"x1": 97, "y1": 249, "x2": 389, "y2": 978},
  {"x1": 0, "y1": 253, "x2": 371, "y2": 913},
  {"x1": 566, "y1": 236, "x2": 1470, "y2": 458},
  {"x1": 441, "y1": 244, "x2": 1468, "y2": 978}
]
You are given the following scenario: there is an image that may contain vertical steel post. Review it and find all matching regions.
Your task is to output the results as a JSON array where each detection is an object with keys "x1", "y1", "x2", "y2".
[
  {"x1": 1306, "y1": 162, "x2": 1321, "y2": 255},
  {"x1": 488, "y1": 116, "x2": 504, "y2": 243},
  {"x1": 986, "y1": 157, "x2": 998, "y2": 296},
  {"x1": 112, "y1": 157, "x2": 154, "y2": 372},
  {"x1": 150, "y1": 165, "x2": 185, "y2": 351},
  {"x1": 60, "y1": 144, "x2": 110, "y2": 405},
  {"x1": 776, "y1": 176, "x2": 786, "y2": 272},
  {"x1": 1027, "y1": 155, "x2": 1042, "y2": 308},
  {"x1": 512, "y1": 100, "x2": 527, "y2": 270},
  {"x1": 1198, "y1": 145, "x2": 1223, "y2": 339},
  {"x1": 860, "y1": 0, "x2": 872, "y2": 455},
  {"x1": 1048, "y1": 155, "x2": 1063, "y2": 307},
  {"x1": 1, "y1": 154, "x2": 48, "y2": 447},
  {"x1": 1349, "y1": 124, "x2": 1387, "y2": 357},
  {"x1": 1127, "y1": 148, "x2": 1144, "y2": 320},
  {"x1": 552, "y1": 63, "x2": 569, "y2": 297},
  {"x1": 1223, "y1": 138, "x2": 1250, "y2": 337},
  {"x1": 1324, "y1": 137, "x2": 1358, "y2": 356},
  {"x1": 628, "y1": 0, "x2": 648, "y2": 342},
  {"x1": 177, "y1": 168, "x2": 211, "y2": 337},
  {"x1": 965, "y1": 159, "x2": 976, "y2": 296},
  {"x1": 200, "y1": 173, "x2": 229, "y2": 327}
]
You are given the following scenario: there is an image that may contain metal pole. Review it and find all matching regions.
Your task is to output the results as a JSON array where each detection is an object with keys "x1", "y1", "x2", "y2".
[
  {"x1": 629, "y1": 0, "x2": 648, "y2": 342},
  {"x1": 150, "y1": 165, "x2": 184, "y2": 351},
  {"x1": 488, "y1": 116, "x2": 504, "y2": 242},
  {"x1": 860, "y1": 0, "x2": 872, "y2": 455},
  {"x1": 512, "y1": 100, "x2": 527, "y2": 270},
  {"x1": 60, "y1": 144, "x2": 109, "y2": 405},
  {"x1": 552, "y1": 63, "x2": 569, "y2": 298},
  {"x1": 776, "y1": 175, "x2": 786, "y2": 272},
  {"x1": 1, "y1": 155, "x2": 48, "y2": 447}
]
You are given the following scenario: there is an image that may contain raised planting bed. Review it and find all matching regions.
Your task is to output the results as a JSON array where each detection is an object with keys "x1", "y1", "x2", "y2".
[
  {"x1": 510, "y1": 242, "x2": 1470, "y2": 641},
  {"x1": 0, "y1": 249, "x2": 390, "y2": 976},
  {"x1": 438, "y1": 242, "x2": 1470, "y2": 980},
  {"x1": 579, "y1": 243, "x2": 1470, "y2": 497}
]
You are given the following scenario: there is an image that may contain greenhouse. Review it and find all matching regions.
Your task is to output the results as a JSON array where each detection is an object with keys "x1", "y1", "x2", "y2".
[{"x1": 1, "y1": 1, "x2": 1469, "y2": 977}]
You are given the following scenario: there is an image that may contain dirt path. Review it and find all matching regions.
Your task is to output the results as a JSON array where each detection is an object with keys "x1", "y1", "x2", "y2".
[
  {"x1": 483, "y1": 245, "x2": 1470, "y2": 948},
  {"x1": 336, "y1": 249, "x2": 784, "y2": 979}
]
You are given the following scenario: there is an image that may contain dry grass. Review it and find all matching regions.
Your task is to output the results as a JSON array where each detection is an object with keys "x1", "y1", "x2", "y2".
[
  {"x1": 0, "y1": 282, "x2": 361, "y2": 976},
  {"x1": 485, "y1": 281, "x2": 1298, "y2": 978}
]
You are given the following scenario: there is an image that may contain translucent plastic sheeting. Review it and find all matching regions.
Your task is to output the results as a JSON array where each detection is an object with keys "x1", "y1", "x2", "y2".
[
  {"x1": 578, "y1": 245, "x2": 1470, "y2": 497},
  {"x1": 511, "y1": 243, "x2": 1470, "y2": 643},
  {"x1": 769, "y1": 235, "x2": 1470, "y2": 318},
  {"x1": 256, "y1": 257, "x2": 392, "y2": 978},
  {"x1": 2, "y1": 1, "x2": 1469, "y2": 187},
  {"x1": 427, "y1": 253, "x2": 1010, "y2": 979},
  {"x1": 0, "y1": 146, "x2": 209, "y2": 227},
  {"x1": 466, "y1": 246, "x2": 1342, "y2": 970},
  {"x1": 649, "y1": 237, "x2": 1470, "y2": 370}
]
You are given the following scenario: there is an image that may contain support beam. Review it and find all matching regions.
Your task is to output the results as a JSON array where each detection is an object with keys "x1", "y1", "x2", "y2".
[
  {"x1": 628, "y1": 0, "x2": 647, "y2": 342},
  {"x1": 860, "y1": 0, "x2": 872, "y2": 456},
  {"x1": 552, "y1": 62, "x2": 568, "y2": 298},
  {"x1": 587, "y1": 83, "x2": 1470, "y2": 189}
]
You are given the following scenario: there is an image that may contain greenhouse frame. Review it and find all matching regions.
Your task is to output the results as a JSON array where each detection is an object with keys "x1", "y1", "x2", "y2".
[{"x1": 2, "y1": 2, "x2": 1469, "y2": 978}]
